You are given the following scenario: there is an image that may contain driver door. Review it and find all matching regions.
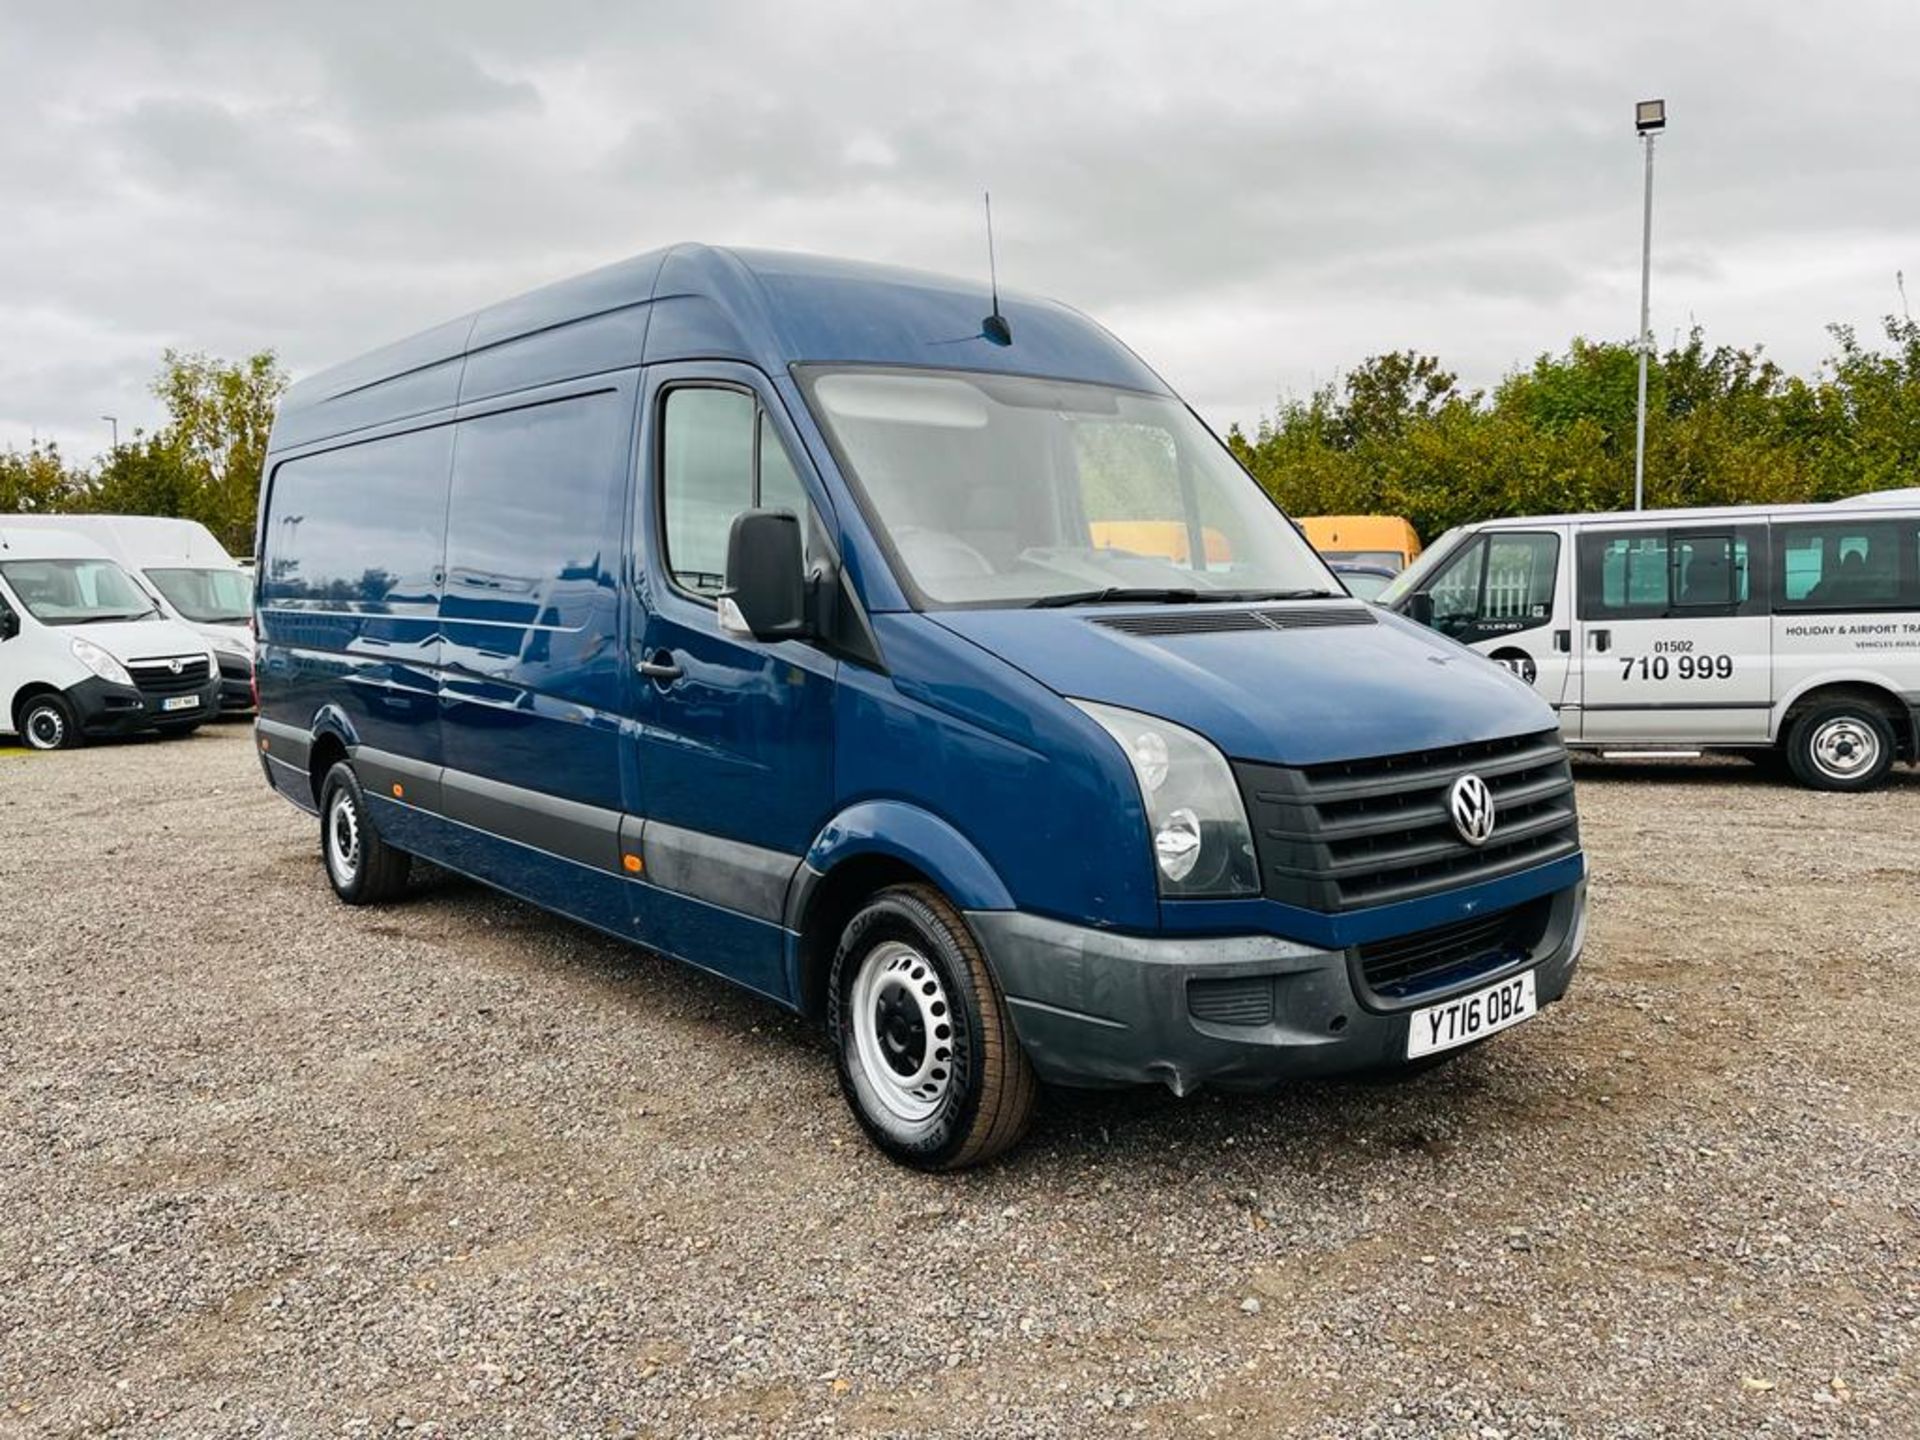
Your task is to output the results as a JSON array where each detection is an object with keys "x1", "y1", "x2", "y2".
[
  {"x1": 627, "y1": 363, "x2": 838, "y2": 1001},
  {"x1": 1420, "y1": 528, "x2": 1572, "y2": 710}
]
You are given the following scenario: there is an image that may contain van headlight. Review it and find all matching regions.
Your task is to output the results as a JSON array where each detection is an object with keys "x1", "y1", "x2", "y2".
[
  {"x1": 1072, "y1": 700, "x2": 1260, "y2": 898},
  {"x1": 70, "y1": 637, "x2": 133, "y2": 687}
]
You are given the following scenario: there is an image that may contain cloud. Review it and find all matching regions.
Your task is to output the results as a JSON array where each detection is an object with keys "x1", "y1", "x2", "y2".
[{"x1": 3, "y1": 0, "x2": 1917, "y2": 458}]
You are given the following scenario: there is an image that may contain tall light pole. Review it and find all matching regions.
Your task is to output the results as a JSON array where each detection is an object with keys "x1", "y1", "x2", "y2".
[
  {"x1": 1632, "y1": 98, "x2": 1666, "y2": 511},
  {"x1": 101, "y1": 414, "x2": 119, "y2": 451}
]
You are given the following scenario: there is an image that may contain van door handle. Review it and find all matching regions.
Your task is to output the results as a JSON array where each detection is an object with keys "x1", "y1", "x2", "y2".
[
  {"x1": 1591, "y1": 629, "x2": 1611, "y2": 653},
  {"x1": 636, "y1": 652, "x2": 682, "y2": 683},
  {"x1": 1553, "y1": 629, "x2": 1571, "y2": 653}
]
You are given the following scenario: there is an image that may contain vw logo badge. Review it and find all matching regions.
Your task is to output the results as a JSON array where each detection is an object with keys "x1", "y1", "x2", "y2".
[
  {"x1": 167, "y1": 657, "x2": 183, "y2": 675},
  {"x1": 1449, "y1": 773, "x2": 1496, "y2": 847}
]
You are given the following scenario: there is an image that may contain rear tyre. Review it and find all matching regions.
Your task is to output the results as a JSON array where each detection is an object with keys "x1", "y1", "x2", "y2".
[
  {"x1": 319, "y1": 761, "x2": 412, "y2": 904},
  {"x1": 829, "y1": 884, "x2": 1036, "y2": 1170},
  {"x1": 1785, "y1": 700, "x2": 1896, "y2": 792},
  {"x1": 19, "y1": 695, "x2": 81, "y2": 752}
]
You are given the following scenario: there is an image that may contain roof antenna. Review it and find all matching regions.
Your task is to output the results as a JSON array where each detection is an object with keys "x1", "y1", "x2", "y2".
[{"x1": 981, "y1": 190, "x2": 1012, "y2": 346}]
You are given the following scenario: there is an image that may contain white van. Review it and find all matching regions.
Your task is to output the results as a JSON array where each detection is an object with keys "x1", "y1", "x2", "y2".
[
  {"x1": 0, "y1": 515, "x2": 254, "y2": 714},
  {"x1": 1379, "y1": 502, "x2": 1920, "y2": 790},
  {"x1": 0, "y1": 525, "x2": 222, "y2": 750}
]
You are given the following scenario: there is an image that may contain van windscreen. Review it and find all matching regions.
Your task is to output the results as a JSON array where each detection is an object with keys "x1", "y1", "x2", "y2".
[
  {"x1": 800, "y1": 367, "x2": 1332, "y2": 608},
  {"x1": 145, "y1": 567, "x2": 252, "y2": 625},
  {"x1": 0, "y1": 559, "x2": 157, "y2": 626}
]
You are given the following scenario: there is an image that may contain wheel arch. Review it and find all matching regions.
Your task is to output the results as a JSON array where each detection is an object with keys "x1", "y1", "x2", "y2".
[
  {"x1": 305, "y1": 704, "x2": 359, "y2": 806},
  {"x1": 10, "y1": 682, "x2": 67, "y2": 735},
  {"x1": 786, "y1": 801, "x2": 1016, "y2": 1023},
  {"x1": 1775, "y1": 677, "x2": 1915, "y2": 763}
]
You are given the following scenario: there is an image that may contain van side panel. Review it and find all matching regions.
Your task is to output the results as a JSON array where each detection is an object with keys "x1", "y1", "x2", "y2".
[
  {"x1": 438, "y1": 379, "x2": 638, "y2": 826},
  {"x1": 258, "y1": 425, "x2": 455, "y2": 766}
]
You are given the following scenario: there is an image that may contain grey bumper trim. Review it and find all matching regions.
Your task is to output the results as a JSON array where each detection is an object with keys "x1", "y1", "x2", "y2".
[{"x1": 967, "y1": 881, "x2": 1586, "y2": 1094}]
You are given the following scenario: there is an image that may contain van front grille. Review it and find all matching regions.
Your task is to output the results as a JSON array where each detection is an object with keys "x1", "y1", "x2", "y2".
[
  {"x1": 1234, "y1": 730, "x2": 1580, "y2": 912},
  {"x1": 1354, "y1": 896, "x2": 1553, "y2": 1002},
  {"x1": 127, "y1": 656, "x2": 211, "y2": 697}
]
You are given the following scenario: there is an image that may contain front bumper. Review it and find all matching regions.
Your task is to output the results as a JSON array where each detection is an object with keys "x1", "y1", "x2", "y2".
[
  {"x1": 67, "y1": 674, "x2": 223, "y2": 738},
  {"x1": 216, "y1": 653, "x2": 255, "y2": 714},
  {"x1": 969, "y1": 880, "x2": 1586, "y2": 1094}
]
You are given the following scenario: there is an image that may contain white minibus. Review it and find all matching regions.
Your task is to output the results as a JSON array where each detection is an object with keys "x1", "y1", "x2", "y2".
[{"x1": 1380, "y1": 502, "x2": 1920, "y2": 790}]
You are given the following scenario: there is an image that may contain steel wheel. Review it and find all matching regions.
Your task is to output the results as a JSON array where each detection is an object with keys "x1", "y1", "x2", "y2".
[
  {"x1": 23, "y1": 704, "x2": 67, "y2": 751},
  {"x1": 326, "y1": 788, "x2": 362, "y2": 887},
  {"x1": 849, "y1": 940, "x2": 956, "y2": 1124},
  {"x1": 1808, "y1": 715, "x2": 1881, "y2": 783}
]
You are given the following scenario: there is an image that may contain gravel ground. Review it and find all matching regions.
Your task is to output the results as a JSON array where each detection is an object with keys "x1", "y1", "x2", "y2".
[{"x1": 1, "y1": 727, "x2": 1916, "y2": 1439}]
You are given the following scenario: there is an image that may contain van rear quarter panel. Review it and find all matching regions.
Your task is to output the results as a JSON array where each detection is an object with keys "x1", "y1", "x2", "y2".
[{"x1": 258, "y1": 425, "x2": 455, "y2": 764}]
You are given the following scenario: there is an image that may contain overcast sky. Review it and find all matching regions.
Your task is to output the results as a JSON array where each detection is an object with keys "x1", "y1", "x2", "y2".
[{"x1": 5, "y1": 1, "x2": 1918, "y2": 462}]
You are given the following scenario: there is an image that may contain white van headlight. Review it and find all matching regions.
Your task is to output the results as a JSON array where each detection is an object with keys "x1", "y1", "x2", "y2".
[
  {"x1": 71, "y1": 637, "x2": 134, "y2": 687},
  {"x1": 1072, "y1": 700, "x2": 1261, "y2": 898}
]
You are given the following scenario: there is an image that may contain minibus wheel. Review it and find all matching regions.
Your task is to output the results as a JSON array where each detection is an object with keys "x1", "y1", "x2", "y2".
[
  {"x1": 1786, "y1": 701, "x2": 1896, "y2": 792},
  {"x1": 829, "y1": 884, "x2": 1036, "y2": 1170},
  {"x1": 18, "y1": 695, "x2": 81, "y2": 751},
  {"x1": 319, "y1": 761, "x2": 413, "y2": 904}
]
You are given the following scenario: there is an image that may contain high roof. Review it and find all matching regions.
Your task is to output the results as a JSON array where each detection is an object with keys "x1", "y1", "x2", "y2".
[{"x1": 270, "y1": 243, "x2": 1168, "y2": 452}]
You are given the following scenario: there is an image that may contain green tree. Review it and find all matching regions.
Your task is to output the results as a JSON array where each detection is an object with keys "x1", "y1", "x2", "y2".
[{"x1": 0, "y1": 442, "x2": 81, "y2": 515}]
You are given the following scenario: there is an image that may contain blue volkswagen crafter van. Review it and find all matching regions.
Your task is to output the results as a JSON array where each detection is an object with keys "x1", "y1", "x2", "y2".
[{"x1": 254, "y1": 246, "x2": 1587, "y2": 1168}]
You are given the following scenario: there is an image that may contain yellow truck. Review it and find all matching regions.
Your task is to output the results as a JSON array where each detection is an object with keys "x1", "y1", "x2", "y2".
[{"x1": 1299, "y1": 515, "x2": 1422, "y2": 572}]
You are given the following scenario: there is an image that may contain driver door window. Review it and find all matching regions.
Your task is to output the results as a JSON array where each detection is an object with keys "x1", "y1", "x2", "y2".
[
  {"x1": 661, "y1": 387, "x2": 821, "y2": 597},
  {"x1": 1423, "y1": 532, "x2": 1559, "y2": 641}
]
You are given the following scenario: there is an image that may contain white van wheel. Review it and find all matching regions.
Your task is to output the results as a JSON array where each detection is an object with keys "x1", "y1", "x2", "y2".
[
  {"x1": 1788, "y1": 701, "x2": 1895, "y2": 792},
  {"x1": 20, "y1": 696, "x2": 79, "y2": 751}
]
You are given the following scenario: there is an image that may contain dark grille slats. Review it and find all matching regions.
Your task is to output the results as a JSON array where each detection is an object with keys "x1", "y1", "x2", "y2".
[
  {"x1": 127, "y1": 656, "x2": 212, "y2": 697},
  {"x1": 1236, "y1": 730, "x2": 1580, "y2": 912},
  {"x1": 1355, "y1": 897, "x2": 1553, "y2": 1000}
]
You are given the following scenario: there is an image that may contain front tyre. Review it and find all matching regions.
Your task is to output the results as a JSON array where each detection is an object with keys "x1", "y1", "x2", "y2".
[
  {"x1": 829, "y1": 884, "x2": 1036, "y2": 1170},
  {"x1": 19, "y1": 695, "x2": 81, "y2": 751},
  {"x1": 319, "y1": 761, "x2": 413, "y2": 904},
  {"x1": 1786, "y1": 701, "x2": 1896, "y2": 792}
]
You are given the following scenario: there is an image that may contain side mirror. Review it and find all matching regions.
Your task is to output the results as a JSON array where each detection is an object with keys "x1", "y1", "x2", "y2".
[
  {"x1": 720, "y1": 509, "x2": 810, "y2": 641},
  {"x1": 1405, "y1": 592, "x2": 1435, "y2": 627}
]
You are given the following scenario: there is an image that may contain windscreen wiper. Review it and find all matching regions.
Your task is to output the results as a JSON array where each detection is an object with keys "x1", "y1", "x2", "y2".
[{"x1": 1029, "y1": 587, "x2": 1204, "y2": 608}]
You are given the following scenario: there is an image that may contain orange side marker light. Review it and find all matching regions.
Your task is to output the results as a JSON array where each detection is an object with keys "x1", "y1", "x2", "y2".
[
  {"x1": 391, "y1": 783, "x2": 405, "y2": 799},
  {"x1": 622, "y1": 854, "x2": 644, "y2": 874}
]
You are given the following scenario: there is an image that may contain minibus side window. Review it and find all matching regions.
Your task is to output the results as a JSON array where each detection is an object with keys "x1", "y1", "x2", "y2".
[
  {"x1": 1772, "y1": 520, "x2": 1905, "y2": 612},
  {"x1": 661, "y1": 386, "x2": 826, "y2": 599},
  {"x1": 1594, "y1": 531, "x2": 1671, "y2": 614},
  {"x1": 1669, "y1": 533, "x2": 1749, "y2": 609}
]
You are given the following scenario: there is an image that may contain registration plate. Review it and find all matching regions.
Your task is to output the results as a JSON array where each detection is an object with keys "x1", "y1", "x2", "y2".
[
  {"x1": 161, "y1": 695, "x2": 200, "y2": 713},
  {"x1": 1406, "y1": 969, "x2": 1537, "y2": 1059}
]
